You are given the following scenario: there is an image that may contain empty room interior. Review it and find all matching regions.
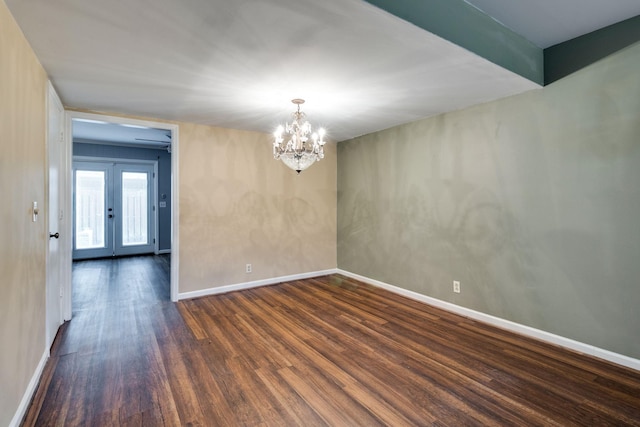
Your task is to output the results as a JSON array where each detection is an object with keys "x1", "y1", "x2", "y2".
[{"x1": 2, "y1": 0, "x2": 640, "y2": 425}]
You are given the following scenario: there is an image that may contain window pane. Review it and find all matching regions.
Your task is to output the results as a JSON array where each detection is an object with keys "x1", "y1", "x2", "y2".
[
  {"x1": 122, "y1": 172, "x2": 148, "y2": 246},
  {"x1": 75, "y1": 170, "x2": 105, "y2": 249}
]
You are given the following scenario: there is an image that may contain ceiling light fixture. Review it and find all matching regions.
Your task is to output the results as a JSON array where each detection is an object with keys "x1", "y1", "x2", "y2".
[{"x1": 273, "y1": 99, "x2": 326, "y2": 174}]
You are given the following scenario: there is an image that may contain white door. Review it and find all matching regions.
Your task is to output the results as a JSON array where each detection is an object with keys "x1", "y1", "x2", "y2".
[
  {"x1": 46, "y1": 83, "x2": 64, "y2": 349},
  {"x1": 113, "y1": 163, "x2": 156, "y2": 256},
  {"x1": 73, "y1": 161, "x2": 156, "y2": 259},
  {"x1": 73, "y1": 162, "x2": 113, "y2": 259}
]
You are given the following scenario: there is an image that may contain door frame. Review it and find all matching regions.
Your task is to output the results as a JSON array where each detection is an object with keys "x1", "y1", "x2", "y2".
[
  {"x1": 72, "y1": 158, "x2": 159, "y2": 259},
  {"x1": 63, "y1": 111, "x2": 180, "y2": 319}
]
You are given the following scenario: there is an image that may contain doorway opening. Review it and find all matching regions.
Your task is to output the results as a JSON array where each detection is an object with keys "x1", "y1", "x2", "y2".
[{"x1": 63, "y1": 112, "x2": 180, "y2": 318}]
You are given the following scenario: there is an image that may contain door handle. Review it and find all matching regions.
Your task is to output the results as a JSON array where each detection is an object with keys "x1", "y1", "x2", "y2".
[
  {"x1": 108, "y1": 214, "x2": 114, "y2": 218},
  {"x1": 49, "y1": 232, "x2": 60, "y2": 239}
]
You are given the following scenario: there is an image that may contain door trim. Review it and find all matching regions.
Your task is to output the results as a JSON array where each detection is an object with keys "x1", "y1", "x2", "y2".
[{"x1": 64, "y1": 112, "x2": 180, "y2": 317}]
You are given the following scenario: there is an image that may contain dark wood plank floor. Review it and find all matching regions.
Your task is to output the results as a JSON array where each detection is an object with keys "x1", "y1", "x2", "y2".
[{"x1": 23, "y1": 257, "x2": 640, "y2": 426}]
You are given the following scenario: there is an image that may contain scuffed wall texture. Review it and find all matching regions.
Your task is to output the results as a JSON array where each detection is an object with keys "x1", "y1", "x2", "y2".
[
  {"x1": 0, "y1": 0, "x2": 48, "y2": 425},
  {"x1": 338, "y1": 42, "x2": 640, "y2": 359},
  {"x1": 179, "y1": 123, "x2": 336, "y2": 293}
]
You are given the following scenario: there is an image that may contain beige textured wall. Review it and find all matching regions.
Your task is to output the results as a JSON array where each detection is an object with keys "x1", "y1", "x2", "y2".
[
  {"x1": 179, "y1": 123, "x2": 337, "y2": 293},
  {"x1": 338, "y1": 42, "x2": 640, "y2": 359},
  {"x1": 67, "y1": 109, "x2": 338, "y2": 294},
  {"x1": 0, "y1": 1, "x2": 48, "y2": 425}
]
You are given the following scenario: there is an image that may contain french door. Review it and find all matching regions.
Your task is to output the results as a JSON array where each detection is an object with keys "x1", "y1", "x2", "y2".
[{"x1": 73, "y1": 161, "x2": 156, "y2": 259}]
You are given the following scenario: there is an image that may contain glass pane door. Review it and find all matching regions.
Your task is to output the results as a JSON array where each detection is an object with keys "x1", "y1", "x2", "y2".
[
  {"x1": 121, "y1": 172, "x2": 149, "y2": 246},
  {"x1": 76, "y1": 170, "x2": 105, "y2": 249},
  {"x1": 73, "y1": 162, "x2": 113, "y2": 259},
  {"x1": 114, "y1": 163, "x2": 155, "y2": 256},
  {"x1": 73, "y1": 161, "x2": 156, "y2": 260}
]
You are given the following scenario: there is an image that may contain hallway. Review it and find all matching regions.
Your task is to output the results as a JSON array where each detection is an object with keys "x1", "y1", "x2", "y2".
[
  {"x1": 23, "y1": 255, "x2": 175, "y2": 425},
  {"x1": 73, "y1": 255, "x2": 170, "y2": 310}
]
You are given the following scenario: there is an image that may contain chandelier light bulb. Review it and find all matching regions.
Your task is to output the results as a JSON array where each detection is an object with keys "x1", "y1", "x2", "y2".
[{"x1": 273, "y1": 99, "x2": 326, "y2": 174}]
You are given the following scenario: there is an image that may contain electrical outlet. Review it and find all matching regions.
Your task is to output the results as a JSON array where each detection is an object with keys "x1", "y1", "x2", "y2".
[
  {"x1": 453, "y1": 280, "x2": 461, "y2": 293},
  {"x1": 246, "y1": 263, "x2": 252, "y2": 273}
]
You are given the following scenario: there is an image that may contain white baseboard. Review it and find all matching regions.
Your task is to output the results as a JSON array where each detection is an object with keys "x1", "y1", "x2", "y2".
[
  {"x1": 10, "y1": 349, "x2": 49, "y2": 427},
  {"x1": 337, "y1": 269, "x2": 640, "y2": 372},
  {"x1": 178, "y1": 269, "x2": 339, "y2": 300}
]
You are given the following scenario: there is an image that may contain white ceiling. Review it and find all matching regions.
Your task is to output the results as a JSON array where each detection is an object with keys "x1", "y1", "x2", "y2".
[{"x1": 6, "y1": 0, "x2": 640, "y2": 143}]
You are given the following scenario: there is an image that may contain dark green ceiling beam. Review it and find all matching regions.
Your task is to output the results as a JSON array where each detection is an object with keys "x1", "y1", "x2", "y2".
[
  {"x1": 363, "y1": 0, "x2": 544, "y2": 85},
  {"x1": 545, "y1": 15, "x2": 640, "y2": 85},
  {"x1": 364, "y1": 1, "x2": 640, "y2": 87}
]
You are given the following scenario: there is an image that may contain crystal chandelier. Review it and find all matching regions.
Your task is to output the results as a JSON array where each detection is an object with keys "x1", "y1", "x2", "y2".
[{"x1": 273, "y1": 99, "x2": 326, "y2": 173}]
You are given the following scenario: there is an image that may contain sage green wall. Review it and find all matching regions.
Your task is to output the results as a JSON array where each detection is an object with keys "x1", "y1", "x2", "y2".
[{"x1": 338, "y1": 42, "x2": 640, "y2": 359}]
